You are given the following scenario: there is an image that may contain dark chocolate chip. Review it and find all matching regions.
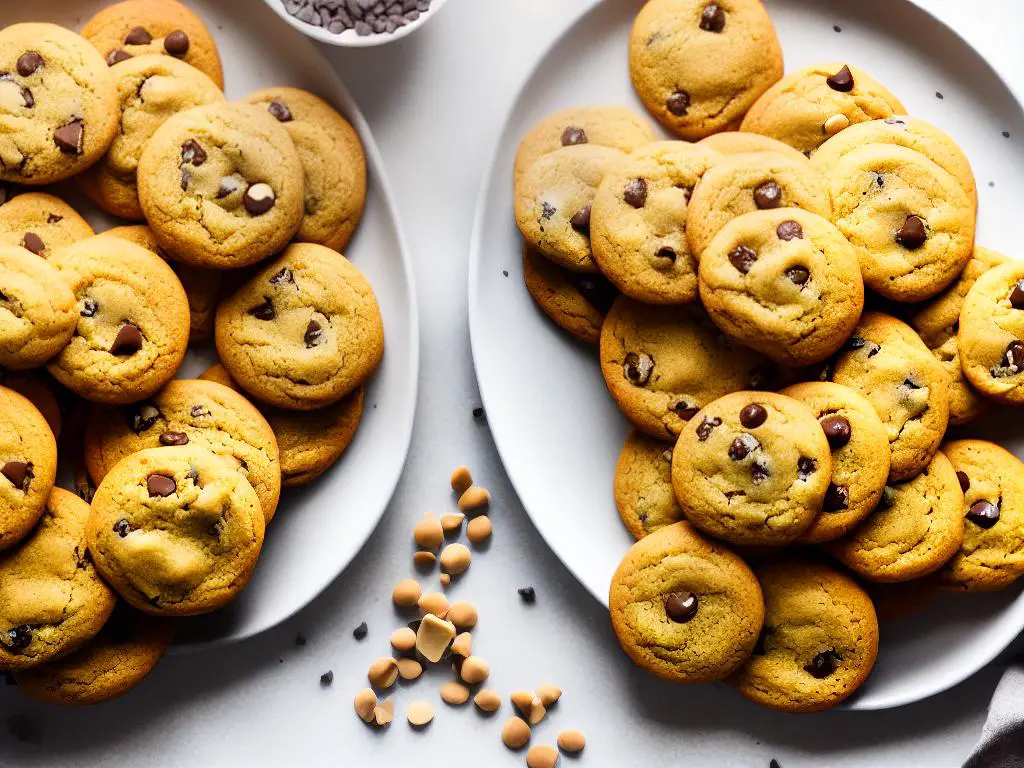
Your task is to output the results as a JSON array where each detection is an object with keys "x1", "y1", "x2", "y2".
[
  {"x1": 956, "y1": 471, "x2": 970, "y2": 493},
  {"x1": 750, "y1": 461, "x2": 770, "y2": 483},
  {"x1": 190, "y1": 404, "x2": 210, "y2": 418},
  {"x1": 655, "y1": 246, "x2": 677, "y2": 263},
  {"x1": 304, "y1": 319, "x2": 325, "y2": 348},
  {"x1": 776, "y1": 220, "x2": 803, "y2": 241},
  {"x1": 270, "y1": 267, "x2": 294, "y2": 286},
  {"x1": 729, "y1": 245, "x2": 757, "y2": 274},
  {"x1": 771, "y1": 760, "x2": 782, "y2": 768},
  {"x1": 16, "y1": 52, "x2": 43, "y2": 77},
  {"x1": 268, "y1": 99, "x2": 293, "y2": 122},
  {"x1": 6, "y1": 625, "x2": 32, "y2": 650},
  {"x1": 895, "y1": 215, "x2": 927, "y2": 249},
  {"x1": 248, "y1": 297, "x2": 275, "y2": 320},
  {"x1": 560, "y1": 126, "x2": 587, "y2": 146},
  {"x1": 2, "y1": 461, "x2": 31, "y2": 491},
  {"x1": 666, "y1": 89, "x2": 690, "y2": 116},
  {"x1": 472, "y1": 406, "x2": 484, "y2": 420},
  {"x1": 786, "y1": 266, "x2": 810, "y2": 285},
  {"x1": 753, "y1": 180, "x2": 782, "y2": 209},
  {"x1": 664, "y1": 591, "x2": 698, "y2": 622},
  {"x1": 826, "y1": 65, "x2": 854, "y2": 92},
  {"x1": 805, "y1": 649, "x2": 842, "y2": 678},
  {"x1": 352, "y1": 622, "x2": 369, "y2": 640},
  {"x1": 107, "y1": 49, "x2": 132, "y2": 65},
  {"x1": 163, "y1": 30, "x2": 190, "y2": 56},
  {"x1": 110, "y1": 323, "x2": 143, "y2": 355},
  {"x1": 797, "y1": 456, "x2": 817, "y2": 480},
  {"x1": 698, "y1": 3, "x2": 726, "y2": 32},
  {"x1": 1008, "y1": 280, "x2": 1024, "y2": 309},
  {"x1": 739, "y1": 403, "x2": 767, "y2": 428},
  {"x1": 244, "y1": 183, "x2": 276, "y2": 215},
  {"x1": 124, "y1": 26, "x2": 152, "y2": 45},
  {"x1": 624, "y1": 178, "x2": 648, "y2": 208},
  {"x1": 566, "y1": 272, "x2": 617, "y2": 313},
  {"x1": 879, "y1": 485, "x2": 896, "y2": 509},
  {"x1": 729, "y1": 434, "x2": 758, "y2": 460},
  {"x1": 623, "y1": 352, "x2": 654, "y2": 385},
  {"x1": 113, "y1": 518, "x2": 132, "y2": 538},
  {"x1": 819, "y1": 414, "x2": 851, "y2": 448},
  {"x1": 993, "y1": 341, "x2": 1024, "y2": 377},
  {"x1": 320, "y1": 670, "x2": 334, "y2": 686},
  {"x1": 569, "y1": 205, "x2": 591, "y2": 234},
  {"x1": 53, "y1": 120, "x2": 84, "y2": 155},
  {"x1": 146, "y1": 473, "x2": 176, "y2": 498},
  {"x1": 295, "y1": 633, "x2": 307, "y2": 646},
  {"x1": 518, "y1": 586, "x2": 536, "y2": 603},
  {"x1": 696, "y1": 416, "x2": 721, "y2": 441},
  {"x1": 823, "y1": 483, "x2": 849, "y2": 511},
  {"x1": 21, "y1": 232, "x2": 44, "y2": 255},
  {"x1": 180, "y1": 139, "x2": 206, "y2": 166},
  {"x1": 672, "y1": 401, "x2": 700, "y2": 420},
  {"x1": 966, "y1": 500, "x2": 1000, "y2": 528},
  {"x1": 159, "y1": 431, "x2": 189, "y2": 446},
  {"x1": 46, "y1": 213, "x2": 62, "y2": 224},
  {"x1": 131, "y1": 404, "x2": 160, "y2": 433}
]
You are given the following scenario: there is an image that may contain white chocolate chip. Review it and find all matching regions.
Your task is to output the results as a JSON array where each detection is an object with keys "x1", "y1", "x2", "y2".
[
  {"x1": 0, "y1": 80, "x2": 28, "y2": 110},
  {"x1": 406, "y1": 700, "x2": 434, "y2": 727},
  {"x1": 557, "y1": 730, "x2": 586, "y2": 753},
  {"x1": 418, "y1": 591, "x2": 449, "y2": 618},
  {"x1": 451, "y1": 631, "x2": 472, "y2": 658},
  {"x1": 458, "y1": 485, "x2": 490, "y2": 512},
  {"x1": 397, "y1": 658, "x2": 423, "y2": 680},
  {"x1": 440, "y1": 680, "x2": 470, "y2": 705},
  {"x1": 367, "y1": 657, "x2": 399, "y2": 688},
  {"x1": 501, "y1": 716, "x2": 531, "y2": 749},
  {"x1": 414, "y1": 515, "x2": 444, "y2": 550},
  {"x1": 390, "y1": 627, "x2": 417, "y2": 653},
  {"x1": 450, "y1": 465, "x2": 473, "y2": 495},
  {"x1": 466, "y1": 515, "x2": 492, "y2": 545},
  {"x1": 823, "y1": 113, "x2": 850, "y2": 136},
  {"x1": 447, "y1": 601, "x2": 478, "y2": 630},
  {"x1": 392, "y1": 578, "x2": 421, "y2": 608},
  {"x1": 474, "y1": 688, "x2": 501, "y2": 712},
  {"x1": 373, "y1": 697, "x2": 394, "y2": 727},
  {"x1": 354, "y1": 688, "x2": 377, "y2": 723},
  {"x1": 526, "y1": 744, "x2": 559, "y2": 768},
  {"x1": 537, "y1": 684, "x2": 561, "y2": 707},
  {"x1": 460, "y1": 656, "x2": 490, "y2": 685},
  {"x1": 440, "y1": 512, "x2": 465, "y2": 535},
  {"x1": 415, "y1": 613, "x2": 456, "y2": 663},
  {"x1": 440, "y1": 543, "x2": 472, "y2": 575}
]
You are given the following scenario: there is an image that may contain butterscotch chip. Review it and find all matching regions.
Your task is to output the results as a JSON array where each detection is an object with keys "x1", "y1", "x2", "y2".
[
  {"x1": 440, "y1": 512, "x2": 465, "y2": 535},
  {"x1": 440, "y1": 680, "x2": 471, "y2": 705},
  {"x1": 440, "y1": 543, "x2": 472, "y2": 575},
  {"x1": 392, "y1": 578, "x2": 422, "y2": 608},
  {"x1": 474, "y1": 688, "x2": 501, "y2": 713},
  {"x1": 557, "y1": 730, "x2": 585, "y2": 753},
  {"x1": 450, "y1": 465, "x2": 473, "y2": 495},
  {"x1": 354, "y1": 688, "x2": 377, "y2": 722},
  {"x1": 390, "y1": 627, "x2": 417, "y2": 652},
  {"x1": 413, "y1": 550, "x2": 436, "y2": 569},
  {"x1": 537, "y1": 684, "x2": 562, "y2": 707},
  {"x1": 527, "y1": 744, "x2": 559, "y2": 768},
  {"x1": 373, "y1": 697, "x2": 394, "y2": 727},
  {"x1": 460, "y1": 656, "x2": 490, "y2": 685},
  {"x1": 447, "y1": 601, "x2": 478, "y2": 630},
  {"x1": 414, "y1": 515, "x2": 444, "y2": 550},
  {"x1": 452, "y1": 631, "x2": 472, "y2": 657},
  {"x1": 367, "y1": 657, "x2": 399, "y2": 688},
  {"x1": 415, "y1": 614, "x2": 456, "y2": 663},
  {"x1": 440, "y1": 573, "x2": 451, "y2": 587},
  {"x1": 397, "y1": 658, "x2": 423, "y2": 680},
  {"x1": 511, "y1": 691, "x2": 547, "y2": 724},
  {"x1": 466, "y1": 515, "x2": 493, "y2": 545},
  {"x1": 458, "y1": 485, "x2": 490, "y2": 512},
  {"x1": 501, "y1": 716, "x2": 531, "y2": 749},
  {"x1": 418, "y1": 591, "x2": 449, "y2": 618},
  {"x1": 824, "y1": 113, "x2": 851, "y2": 136},
  {"x1": 406, "y1": 700, "x2": 434, "y2": 727}
]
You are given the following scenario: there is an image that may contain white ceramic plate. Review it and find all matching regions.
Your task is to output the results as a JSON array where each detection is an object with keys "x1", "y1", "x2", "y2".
[
  {"x1": 469, "y1": 0, "x2": 1024, "y2": 709},
  {"x1": 3, "y1": 0, "x2": 418, "y2": 649},
  {"x1": 261, "y1": 0, "x2": 451, "y2": 48}
]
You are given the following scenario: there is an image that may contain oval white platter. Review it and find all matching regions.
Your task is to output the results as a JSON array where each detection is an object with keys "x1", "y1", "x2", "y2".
[{"x1": 469, "y1": 0, "x2": 1024, "y2": 709}]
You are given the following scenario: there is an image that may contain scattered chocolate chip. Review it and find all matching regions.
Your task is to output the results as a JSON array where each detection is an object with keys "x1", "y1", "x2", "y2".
[
  {"x1": 935, "y1": 91, "x2": 944, "y2": 100},
  {"x1": 624, "y1": 178, "x2": 648, "y2": 208},
  {"x1": 729, "y1": 434, "x2": 758, "y2": 460},
  {"x1": 874, "y1": 172, "x2": 885, "y2": 187},
  {"x1": 696, "y1": 416, "x2": 721, "y2": 441},
  {"x1": 353, "y1": 622, "x2": 368, "y2": 640},
  {"x1": 124, "y1": 26, "x2": 152, "y2": 45},
  {"x1": 957, "y1": 471, "x2": 970, "y2": 493},
  {"x1": 110, "y1": 323, "x2": 143, "y2": 355},
  {"x1": 826, "y1": 65, "x2": 854, "y2": 92},
  {"x1": 750, "y1": 461, "x2": 770, "y2": 484},
  {"x1": 244, "y1": 183, "x2": 276, "y2": 215},
  {"x1": 472, "y1": 406, "x2": 484, "y2": 420},
  {"x1": 740, "y1": 403, "x2": 767, "y2": 428},
  {"x1": 131, "y1": 404, "x2": 160, "y2": 433},
  {"x1": 797, "y1": 457, "x2": 817, "y2": 480},
  {"x1": 786, "y1": 266, "x2": 810, "y2": 285},
  {"x1": 248, "y1": 297, "x2": 275, "y2": 320},
  {"x1": 268, "y1": 99, "x2": 293, "y2": 122},
  {"x1": 966, "y1": 500, "x2": 1000, "y2": 528},
  {"x1": 699, "y1": 3, "x2": 726, "y2": 32},
  {"x1": 163, "y1": 30, "x2": 190, "y2": 56},
  {"x1": 304, "y1": 319, "x2": 325, "y2": 348},
  {"x1": 776, "y1": 220, "x2": 803, "y2": 240},
  {"x1": 895, "y1": 215, "x2": 927, "y2": 249},
  {"x1": 518, "y1": 586, "x2": 536, "y2": 603},
  {"x1": 21, "y1": 232, "x2": 44, "y2": 255},
  {"x1": 106, "y1": 49, "x2": 131, "y2": 65},
  {"x1": 180, "y1": 139, "x2": 206, "y2": 166},
  {"x1": 664, "y1": 591, "x2": 698, "y2": 622},
  {"x1": 753, "y1": 180, "x2": 782, "y2": 209},
  {"x1": 819, "y1": 414, "x2": 852, "y2": 448},
  {"x1": 16, "y1": 52, "x2": 43, "y2": 77},
  {"x1": 569, "y1": 205, "x2": 591, "y2": 234},
  {"x1": 666, "y1": 89, "x2": 690, "y2": 116},
  {"x1": 216, "y1": 176, "x2": 241, "y2": 199},
  {"x1": 1, "y1": 461, "x2": 31, "y2": 491},
  {"x1": 159, "y1": 431, "x2": 189, "y2": 446},
  {"x1": 655, "y1": 246, "x2": 677, "y2": 263},
  {"x1": 53, "y1": 120, "x2": 84, "y2": 155},
  {"x1": 561, "y1": 126, "x2": 587, "y2": 146},
  {"x1": 6, "y1": 625, "x2": 32, "y2": 650},
  {"x1": 672, "y1": 401, "x2": 700, "y2": 420},
  {"x1": 729, "y1": 245, "x2": 757, "y2": 274},
  {"x1": 823, "y1": 483, "x2": 849, "y2": 511},
  {"x1": 540, "y1": 201, "x2": 556, "y2": 220},
  {"x1": 623, "y1": 352, "x2": 654, "y2": 385},
  {"x1": 832, "y1": 24, "x2": 841, "y2": 33},
  {"x1": 319, "y1": 670, "x2": 334, "y2": 686},
  {"x1": 1003, "y1": 131, "x2": 1011, "y2": 139},
  {"x1": 1008, "y1": 280, "x2": 1024, "y2": 309},
  {"x1": 147, "y1": 473, "x2": 176, "y2": 497},
  {"x1": 805, "y1": 649, "x2": 842, "y2": 678},
  {"x1": 879, "y1": 485, "x2": 896, "y2": 509},
  {"x1": 113, "y1": 518, "x2": 132, "y2": 537}
]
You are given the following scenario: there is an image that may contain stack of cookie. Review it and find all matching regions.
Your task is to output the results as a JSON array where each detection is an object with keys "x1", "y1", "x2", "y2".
[
  {"x1": 516, "y1": 0, "x2": 1023, "y2": 712},
  {"x1": 0, "y1": 0, "x2": 382, "y2": 705}
]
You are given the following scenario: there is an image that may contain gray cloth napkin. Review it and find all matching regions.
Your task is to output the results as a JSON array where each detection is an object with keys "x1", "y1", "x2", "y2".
[{"x1": 964, "y1": 661, "x2": 1024, "y2": 768}]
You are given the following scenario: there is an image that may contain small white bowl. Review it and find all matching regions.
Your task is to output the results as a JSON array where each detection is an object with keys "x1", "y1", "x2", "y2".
[{"x1": 262, "y1": 0, "x2": 450, "y2": 47}]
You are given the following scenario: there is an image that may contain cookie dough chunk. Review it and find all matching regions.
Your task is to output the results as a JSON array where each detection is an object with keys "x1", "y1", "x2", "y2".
[
  {"x1": 0, "y1": 244, "x2": 77, "y2": 370},
  {"x1": 614, "y1": 430, "x2": 684, "y2": 540},
  {"x1": 0, "y1": 386, "x2": 58, "y2": 551},
  {"x1": 672, "y1": 391, "x2": 832, "y2": 546},
  {"x1": 86, "y1": 446, "x2": 265, "y2": 616},
  {"x1": 244, "y1": 87, "x2": 366, "y2": 251},
  {"x1": 0, "y1": 193, "x2": 94, "y2": 257},
  {"x1": 940, "y1": 440, "x2": 1024, "y2": 592},
  {"x1": 14, "y1": 603, "x2": 175, "y2": 705},
  {"x1": 829, "y1": 451, "x2": 963, "y2": 582},
  {"x1": 687, "y1": 152, "x2": 831, "y2": 257},
  {"x1": 0, "y1": 24, "x2": 118, "y2": 185},
  {"x1": 85, "y1": 379, "x2": 281, "y2": 522},
  {"x1": 629, "y1": 0, "x2": 783, "y2": 140},
  {"x1": 829, "y1": 144, "x2": 976, "y2": 302},
  {"x1": 697, "y1": 131, "x2": 810, "y2": 164},
  {"x1": 47, "y1": 235, "x2": 190, "y2": 405},
  {"x1": 137, "y1": 102, "x2": 305, "y2": 269},
  {"x1": 523, "y1": 243, "x2": 617, "y2": 345},
  {"x1": 609, "y1": 521, "x2": 764, "y2": 683},
  {"x1": 78, "y1": 55, "x2": 224, "y2": 221},
  {"x1": 600, "y1": 297, "x2": 770, "y2": 440},
  {"x1": 0, "y1": 489, "x2": 116, "y2": 670},
  {"x1": 910, "y1": 246, "x2": 1009, "y2": 424},
  {"x1": 201, "y1": 364, "x2": 364, "y2": 487},
  {"x1": 832, "y1": 313, "x2": 949, "y2": 481},
  {"x1": 730, "y1": 560, "x2": 879, "y2": 713},
  {"x1": 81, "y1": 0, "x2": 224, "y2": 88},
  {"x1": 958, "y1": 260, "x2": 1024, "y2": 405},
  {"x1": 591, "y1": 141, "x2": 722, "y2": 304},
  {"x1": 698, "y1": 208, "x2": 864, "y2": 367},
  {"x1": 515, "y1": 144, "x2": 626, "y2": 273},
  {"x1": 215, "y1": 243, "x2": 384, "y2": 411},
  {"x1": 781, "y1": 382, "x2": 891, "y2": 544},
  {"x1": 740, "y1": 63, "x2": 905, "y2": 155}
]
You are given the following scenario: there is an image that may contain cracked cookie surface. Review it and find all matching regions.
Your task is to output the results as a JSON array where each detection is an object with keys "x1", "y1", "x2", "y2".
[
  {"x1": 614, "y1": 430, "x2": 684, "y2": 540},
  {"x1": 609, "y1": 521, "x2": 764, "y2": 683},
  {"x1": 0, "y1": 192, "x2": 94, "y2": 257},
  {"x1": 86, "y1": 445, "x2": 265, "y2": 616},
  {"x1": 958, "y1": 260, "x2": 1024, "y2": 405},
  {"x1": 0, "y1": 385, "x2": 58, "y2": 551}
]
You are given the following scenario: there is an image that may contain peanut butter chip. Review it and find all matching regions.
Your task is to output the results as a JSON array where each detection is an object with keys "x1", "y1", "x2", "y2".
[
  {"x1": 414, "y1": 515, "x2": 444, "y2": 549},
  {"x1": 418, "y1": 591, "x2": 449, "y2": 618},
  {"x1": 406, "y1": 701, "x2": 434, "y2": 727},
  {"x1": 440, "y1": 681, "x2": 471, "y2": 705},
  {"x1": 557, "y1": 730, "x2": 586, "y2": 753},
  {"x1": 474, "y1": 688, "x2": 501, "y2": 712},
  {"x1": 373, "y1": 698, "x2": 394, "y2": 727},
  {"x1": 451, "y1": 631, "x2": 472, "y2": 657},
  {"x1": 458, "y1": 485, "x2": 491, "y2": 512},
  {"x1": 537, "y1": 684, "x2": 562, "y2": 706},
  {"x1": 450, "y1": 465, "x2": 473, "y2": 494},
  {"x1": 460, "y1": 656, "x2": 490, "y2": 685},
  {"x1": 390, "y1": 627, "x2": 417, "y2": 652},
  {"x1": 354, "y1": 688, "x2": 377, "y2": 722},
  {"x1": 439, "y1": 573, "x2": 451, "y2": 587},
  {"x1": 413, "y1": 551, "x2": 437, "y2": 569},
  {"x1": 367, "y1": 657, "x2": 399, "y2": 688},
  {"x1": 527, "y1": 744, "x2": 559, "y2": 768},
  {"x1": 397, "y1": 658, "x2": 423, "y2": 680},
  {"x1": 440, "y1": 543, "x2": 472, "y2": 575},
  {"x1": 466, "y1": 515, "x2": 492, "y2": 545},
  {"x1": 502, "y1": 717, "x2": 531, "y2": 749},
  {"x1": 447, "y1": 601, "x2": 478, "y2": 630},
  {"x1": 392, "y1": 578, "x2": 422, "y2": 608},
  {"x1": 440, "y1": 512, "x2": 465, "y2": 535},
  {"x1": 415, "y1": 614, "x2": 456, "y2": 663}
]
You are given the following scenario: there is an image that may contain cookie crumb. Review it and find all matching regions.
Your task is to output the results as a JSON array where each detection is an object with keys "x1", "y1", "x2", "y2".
[
  {"x1": 518, "y1": 586, "x2": 536, "y2": 603},
  {"x1": 320, "y1": 670, "x2": 334, "y2": 686},
  {"x1": 353, "y1": 621, "x2": 368, "y2": 640},
  {"x1": 413, "y1": 550, "x2": 437, "y2": 569},
  {"x1": 374, "y1": 698, "x2": 395, "y2": 727},
  {"x1": 441, "y1": 512, "x2": 466, "y2": 535},
  {"x1": 452, "y1": 631, "x2": 473, "y2": 657}
]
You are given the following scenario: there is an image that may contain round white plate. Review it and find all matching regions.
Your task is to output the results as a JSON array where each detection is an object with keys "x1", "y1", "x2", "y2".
[
  {"x1": 3, "y1": 0, "x2": 418, "y2": 649},
  {"x1": 469, "y1": 0, "x2": 1024, "y2": 709}
]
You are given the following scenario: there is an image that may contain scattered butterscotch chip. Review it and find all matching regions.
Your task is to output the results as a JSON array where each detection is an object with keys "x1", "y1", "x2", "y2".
[
  {"x1": 466, "y1": 515, "x2": 492, "y2": 545},
  {"x1": 392, "y1": 578, "x2": 422, "y2": 608},
  {"x1": 474, "y1": 688, "x2": 501, "y2": 712},
  {"x1": 416, "y1": 613, "x2": 457, "y2": 663},
  {"x1": 527, "y1": 744, "x2": 559, "y2": 768},
  {"x1": 397, "y1": 658, "x2": 423, "y2": 680},
  {"x1": 414, "y1": 515, "x2": 444, "y2": 550},
  {"x1": 452, "y1": 631, "x2": 473, "y2": 658},
  {"x1": 440, "y1": 512, "x2": 466, "y2": 535},
  {"x1": 460, "y1": 655, "x2": 490, "y2": 685},
  {"x1": 368, "y1": 657, "x2": 399, "y2": 688},
  {"x1": 458, "y1": 485, "x2": 490, "y2": 512},
  {"x1": 557, "y1": 730, "x2": 586, "y2": 753},
  {"x1": 413, "y1": 550, "x2": 436, "y2": 569},
  {"x1": 374, "y1": 697, "x2": 395, "y2": 727},
  {"x1": 354, "y1": 688, "x2": 377, "y2": 723},
  {"x1": 537, "y1": 684, "x2": 562, "y2": 707},
  {"x1": 418, "y1": 591, "x2": 449, "y2": 618},
  {"x1": 450, "y1": 465, "x2": 473, "y2": 495},
  {"x1": 440, "y1": 543, "x2": 472, "y2": 575},
  {"x1": 407, "y1": 700, "x2": 434, "y2": 727},
  {"x1": 512, "y1": 691, "x2": 547, "y2": 725},
  {"x1": 447, "y1": 601, "x2": 478, "y2": 630},
  {"x1": 502, "y1": 716, "x2": 532, "y2": 749},
  {"x1": 440, "y1": 573, "x2": 452, "y2": 587},
  {"x1": 390, "y1": 627, "x2": 417, "y2": 653},
  {"x1": 823, "y1": 113, "x2": 851, "y2": 136},
  {"x1": 440, "y1": 680, "x2": 471, "y2": 705}
]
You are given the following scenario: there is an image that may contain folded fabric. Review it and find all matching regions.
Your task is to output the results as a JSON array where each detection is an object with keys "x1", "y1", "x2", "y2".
[{"x1": 964, "y1": 661, "x2": 1024, "y2": 768}]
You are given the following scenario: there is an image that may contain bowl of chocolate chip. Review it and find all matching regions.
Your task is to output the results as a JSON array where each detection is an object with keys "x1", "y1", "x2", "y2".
[{"x1": 269, "y1": 0, "x2": 449, "y2": 46}]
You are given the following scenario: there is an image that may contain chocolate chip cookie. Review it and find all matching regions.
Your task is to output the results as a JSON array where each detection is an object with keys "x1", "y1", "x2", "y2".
[
  {"x1": 781, "y1": 382, "x2": 891, "y2": 544},
  {"x1": 672, "y1": 391, "x2": 833, "y2": 546},
  {"x1": 740, "y1": 62, "x2": 905, "y2": 155},
  {"x1": 591, "y1": 141, "x2": 722, "y2": 304},
  {"x1": 0, "y1": 23, "x2": 119, "y2": 184},
  {"x1": 0, "y1": 385, "x2": 58, "y2": 551},
  {"x1": 215, "y1": 243, "x2": 384, "y2": 410},
  {"x1": 730, "y1": 560, "x2": 879, "y2": 713},
  {"x1": 47, "y1": 235, "x2": 190, "y2": 405},
  {"x1": 697, "y1": 131, "x2": 811, "y2": 164},
  {"x1": 698, "y1": 208, "x2": 864, "y2": 367},
  {"x1": 958, "y1": 260, "x2": 1024, "y2": 405},
  {"x1": 0, "y1": 372, "x2": 62, "y2": 439},
  {"x1": 600, "y1": 297, "x2": 770, "y2": 439},
  {"x1": 609, "y1": 521, "x2": 764, "y2": 683},
  {"x1": 86, "y1": 445, "x2": 265, "y2": 616},
  {"x1": 630, "y1": 0, "x2": 783, "y2": 140},
  {"x1": 137, "y1": 102, "x2": 305, "y2": 269},
  {"x1": 614, "y1": 430, "x2": 684, "y2": 540},
  {"x1": 0, "y1": 488, "x2": 116, "y2": 670},
  {"x1": 0, "y1": 192, "x2": 94, "y2": 257}
]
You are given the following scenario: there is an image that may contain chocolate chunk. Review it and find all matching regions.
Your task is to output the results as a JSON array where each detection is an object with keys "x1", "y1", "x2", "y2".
[
  {"x1": 623, "y1": 352, "x2": 654, "y2": 385},
  {"x1": 159, "y1": 431, "x2": 189, "y2": 446},
  {"x1": 739, "y1": 403, "x2": 767, "y2": 428},
  {"x1": 753, "y1": 180, "x2": 782, "y2": 209},
  {"x1": 895, "y1": 215, "x2": 927, "y2": 249},
  {"x1": 699, "y1": 3, "x2": 726, "y2": 32},
  {"x1": 826, "y1": 65, "x2": 854, "y2": 92},
  {"x1": 819, "y1": 414, "x2": 852, "y2": 448},
  {"x1": 110, "y1": 323, "x2": 143, "y2": 356},
  {"x1": 54, "y1": 120, "x2": 84, "y2": 155},
  {"x1": 248, "y1": 297, "x2": 275, "y2": 320},
  {"x1": 2, "y1": 461, "x2": 31, "y2": 491},
  {"x1": 750, "y1": 461, "x2": 770, "y2": 483},
  {"x1": 672, "y1": 401, "x2": 700, "y2": 420},
  {"x1": 6, "y1": 625, "x2": 32, "y2": 650},
  {"x1": 776, "y1": 220, "x2": 803, "y2": 241},
  {"x1": 16, "y1": 52, "x2": 43, "y2": 77},
  {"x1": 107, "y1": 49, "x2": 132, "y2": 65},
  {"x1": 304, "y1": 319, "x2": 325, "y2": 347},
  {"x1": 666, "y1": 89, "x2": 690, "y2": 116},
  {"x1": 797, "y1": 456, "x2": 817, "y2": 480},
  {"x1": 655, "y1": 246, "x2": 677, "y2": 262},
  {"x1": 270, "y1": 267, "x2": 295, "y2": 286},
  {"x1": 518, "y1": 586, "x2": 536, "y2": 603},
  {"x1": 786, "y1": 266, "x2": 810, "y2": 285},
  {"x1": 123, "y1": 26, "x2": 152, "y2": 45},
  {"x1": 966, "y1": 500, "x2": 1000, "y2": 528},
  {"x1": 560, "y1": 126, "x2": 587, "y2": 146},
  {"x1": 113, "y1": 518, "x2": 132, "y2": 538},
  {"x1": 21, "y1": 232, "x2": 44, "y2": 255},
  {"x1": 268, "y1": 99, "x2": 293, "y2": 122},
  {"x1": 353, "y1": 621, "x2": 369, "y2": 639},
  {"x1": 729, "y1": 245, "x2": 757, "y2": 274},
  {"x1": 1008, "y1": 280, "x2": 1024, "y2": 309},
  {"x1": 823, "y1": 483, "x2": 849, "y2": 511},
  {"x1": 180, "y1": 139, "x2": 206, "y2": 166},
  {"x1": 244, "y1": 183, "x2": 276, "y2": 215},
  {"x1": 131, "y1": 404, "x2": 160, "y2": 433},
  {"x1": 163, "y1": 30, "x2": 190, "y2": 56},
  {"x1": 993, "y1": 341, "x2": 1024, "y2": 377},
  {"x1": 956, "y1": 471, "x2": 970, "y2": 493},
  {"x1": 696, "y1": 416, "x2": 721, "y2": 441},
  {"x1": 729, "y1": 434, "x2": 758, "y2": 460},
  {"x1": 147, "y1": 473, "x2": 177, "y2": 497},
  {"x1": 664, "y1": 591, "x2": 698, "y2": 622},
  {"x1": 624, "y1": 178, "x2": 648, "y2": 208},
  {"x1": 320, "y1": 670, "x2": 334, "y2": 686},
  {"x1": 569, "y1": 205, "x2": 591, "y2": 234},
  {"x1": 805, "y1": 649, "x2": 842, "y2": 678}
]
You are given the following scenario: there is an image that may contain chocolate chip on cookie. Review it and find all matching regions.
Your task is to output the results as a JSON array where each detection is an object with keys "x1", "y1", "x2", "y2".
[
  {"x1": 16, "y1": 52, "x2": 43, "y2": 77},
  {"x1": 664, "y1": 591, "x2": 699, "y2": 622},
  {"x1": 826, "y1": 65, "x2": 854, "y2": 92},
  {"x1": 699, "y1": 4, "x2": 726, "y2": 32},
  {"x1": 753, "y1": 180, "x2": 782, "y2": 209},
  {"x1": 561, "y1": 126, "x2": 587, "y2": 146},
  {"x1": 163, "y1": 30, "x2": 190, "y2": 56},
  {"x1": 966, "y1": 500, "x2": 1000, "y2": 529},
  {"x1": 123, "y1": 26, "x2": 152, "y2": 45},
  {"x1": 267, "y1": 99, "x2": 293, "y2": 122},
  {"x1": 109, "y1": 323, "x2": 143, "y2": 356},
  {"x1": 776, "y1": 220, "x2": 803, "y2": 240},
  {"x1": 895, "y1": 214, "x2": 927, "y2": 250},
  {"x1": 244, "y1": 183, "x2": 276, "y2": 215},
  {"x1": 729, "y1": 245, "x2": 757, "y2": 274},
  {"x1": 819, "y1": 414, "x2": 852, "y2": 448},
  {"x1": 623, "y1": 178, "x2": 648, "y2": 208},
  {"x1": 147, "y1": 473, "x2": 176, "y2": 497},
  {"x1": 53, "y1": 121, "x2": 85, "y2": 155}
]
